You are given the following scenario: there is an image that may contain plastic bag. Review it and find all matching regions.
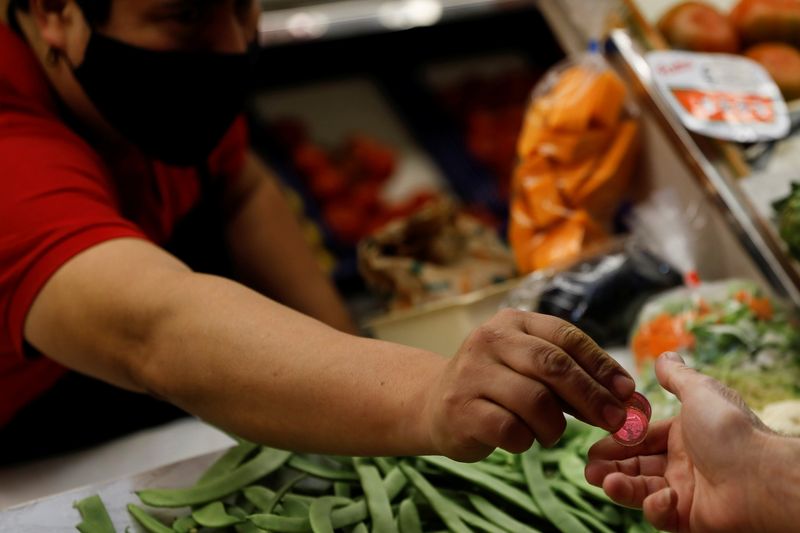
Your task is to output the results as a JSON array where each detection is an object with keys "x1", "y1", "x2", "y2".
[
  {"x1": 509, "y1": 52, "x2": 641, "y2": 275},
  {"x1": 503, "y1": 240, "x2": 682, "y2": 347}
]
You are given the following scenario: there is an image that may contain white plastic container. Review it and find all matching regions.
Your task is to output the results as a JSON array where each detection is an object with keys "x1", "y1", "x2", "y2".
[{"x1": 365, "y1": 278, "x2": 522, "y2": 356}]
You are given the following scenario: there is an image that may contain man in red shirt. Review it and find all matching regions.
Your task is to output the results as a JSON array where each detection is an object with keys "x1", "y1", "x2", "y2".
[{"x1": 0, "y1": 0, "x2": 636, "y2": 465}]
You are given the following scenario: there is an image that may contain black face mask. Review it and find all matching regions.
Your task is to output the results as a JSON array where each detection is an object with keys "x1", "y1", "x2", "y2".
[{"x1": 73, "y1": 32, "x2": 253, "y2": 167}]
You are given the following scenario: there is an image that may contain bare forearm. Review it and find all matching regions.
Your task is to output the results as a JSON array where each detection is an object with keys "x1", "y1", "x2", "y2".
[
  {"x1": 142, "y1": 273, "x2": 441, "y2": 456},
  {"x1": 226, "y1": 154, "x2": 357, "y2": 333}
]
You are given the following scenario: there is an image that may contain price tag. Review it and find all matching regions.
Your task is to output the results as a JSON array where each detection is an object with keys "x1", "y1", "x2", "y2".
[{"x1": 647, "y1": 50, "x2": 790, "y2": 142}]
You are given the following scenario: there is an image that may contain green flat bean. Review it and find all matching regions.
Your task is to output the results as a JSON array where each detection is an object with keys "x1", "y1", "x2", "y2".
[
  {"x1": 192, "y1": 501, "x2": 243, "y2": 528},
  {"x1": 549, "y1": 479, "x2": 620, "y2": 525},
  {"x1": 127, "y1": 504, "x2": 173, "y2": 533},
  {"x1": 74, "y1": 494, "x2": 116, "y2": 533},
  {"x1": 447, "y1": 499, "x2": 505, "y2": 533},
  {"x1": 466, "y1": 494, "x2": 542, "y2": 533},
  {"x1": 351, "y1": 524, "x2": 369, "y2": 533},
  {"x1": 557, "y1": 452, "x2": 614, "y2": 503},
  {"x1": 247, "y1": 513, "x2": 310, "y2": 532},
  {"x1": 329, "y1": 466, "x2": 407, "y2": 529},
  {"x1": 354, "y1": 459, "x2": 397, "y2": 533},
  {"x1": 197, "y1": 440, "x2": 259, "y2": 484},
  {"x1": 282, "y1": 499, "x2": 311, "y2": 517},
  {"x1": 288, "y1": 455, "x2": 358, "y2": 481},
  {"x1": 264, "y1": 473, "x2": 308, "y2": 514},
  {"x1": 398, "y1": 463, "x2": 471, "y2": 533},
  {"x1": 242, "y1": 485, "x2": 314, "y2": 512},
  {"x1": 521, "y1": 445, "x2": 590, "y2": 533},
  {"x1": 471, "y1": 462, "x2": 526, "y2": 485},
  {"x1": 568, "y1": 508, "x2": 617, "y2": 533},
  {"x1": 171, "y1": 515, "x2": 198, "y2": 533},
  {"x1": 374, "y1": 457, "x2": 397, "y2": 477},
  {"x1": 309, "y1": 496, "x2": 351, "y2": 533},
  {"x1": 419, "y1": 456, "x2": 542, "y2": 518},
  {"x1": 235, "y1": 521, "x2": 266, "y2": 533},
  {"x1": 485, "y1": 448, "x2": 515, "y2": 466},
  {"x1": 138, "y1": 448, "x2": 292, "y2": 507},
  {"x1": 397, "y1": 498, "x2": 422, "y2": 533},
  {"x1": 334, "y1": 482, "x2": 352, "y2": 498}
]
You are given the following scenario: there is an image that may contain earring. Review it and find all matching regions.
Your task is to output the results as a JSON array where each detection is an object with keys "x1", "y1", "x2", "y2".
[{"x1": 45, "y1": 46, "x2": 60, "y2": 67}]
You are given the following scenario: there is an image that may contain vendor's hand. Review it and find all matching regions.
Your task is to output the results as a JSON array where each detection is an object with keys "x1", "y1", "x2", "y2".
[
  {"x1": 585, "y1": 352, "x2": 780, "y2": 533},
  {"x1": 424, "y1": 309, "x2": 635, "y2": 462}
]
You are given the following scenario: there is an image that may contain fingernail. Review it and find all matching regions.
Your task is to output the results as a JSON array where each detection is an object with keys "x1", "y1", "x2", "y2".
[
  {"x1": 657, "y1": 488, "x2": 673, "y2": 509},
  {"x1": 662, "y1": 352, "x2": 684, "y2": 363},
  {"x1": 603, "y1": 404, "x2": 626, "y2": 429},
  {"x1": 612, "y1": 374, "x2": 635, "y2": 399}
]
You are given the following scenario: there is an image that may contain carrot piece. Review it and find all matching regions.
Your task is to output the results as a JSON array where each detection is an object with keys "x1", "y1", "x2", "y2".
[
  {"x1": 572, "y1": 119, "x2": 640, "y2": 222},
  {"x1": 556, "y1": 156, "x2": 599, "y2": 203},
  {"x1": 521, "y1": 174, "x2": 567, "y2": 230},
  {"x1": 508, "y1": 198, "x2": 536, "y2": 273},
  {"x1": 590, "y1": 71, "x2": 627, "y2": 129},
  {"x1": 632, "y1": 312, "x2": 696, "y2": 366}
]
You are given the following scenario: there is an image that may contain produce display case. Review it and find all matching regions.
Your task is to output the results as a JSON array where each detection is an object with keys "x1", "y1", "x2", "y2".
[{"x1": 589, "y1": 0, "x2": 800, "y2": 307}]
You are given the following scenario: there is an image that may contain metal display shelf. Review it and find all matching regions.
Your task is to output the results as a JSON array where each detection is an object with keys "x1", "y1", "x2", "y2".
[
  {"x1": 606, "y1": 27, "x2": 800, "y2": 307},
  {"x1": 258, "y1": 0, "x2": 537, "y2": 45}
]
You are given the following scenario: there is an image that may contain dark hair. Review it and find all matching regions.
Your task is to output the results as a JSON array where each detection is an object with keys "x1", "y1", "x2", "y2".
[{"x1": 10, "y1": 0, "x2": 112, "y2": 25}]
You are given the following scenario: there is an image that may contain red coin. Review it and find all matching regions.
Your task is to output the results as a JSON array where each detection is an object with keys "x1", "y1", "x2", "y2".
[
  {"x1": 613, "y1": 407, "x2": 649, "y2": 447},
  {"x1": 628, "y1": 392, "x2": 652, "y2": 420}
]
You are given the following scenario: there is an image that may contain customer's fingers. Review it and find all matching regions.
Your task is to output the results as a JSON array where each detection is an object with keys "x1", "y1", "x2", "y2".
[
  {"x1": 584, "y1": 454, "x2": 668, "y2": 487},
  {"x1": 588, "y1": 419, "x2": 672, "y2": 462},
  {"x1": 601, "y1": 472, "x2": 668, "y2": 509},
  {"x1": 643, "y1": 487, "x2": 679, "y2": 533}
]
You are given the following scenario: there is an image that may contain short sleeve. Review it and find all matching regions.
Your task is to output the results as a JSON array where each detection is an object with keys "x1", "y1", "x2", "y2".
[
  {"x1": 207, "y1": 114, "x2": 249, "y2": 183},
  {"x1": 0, "y1": 111, "x2": 147, "y2": 361}
]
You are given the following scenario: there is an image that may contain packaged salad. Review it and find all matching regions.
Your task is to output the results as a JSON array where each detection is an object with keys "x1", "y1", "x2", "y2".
[{"x1": 630, "y1": 279, "x2": 800, "y2": 416}]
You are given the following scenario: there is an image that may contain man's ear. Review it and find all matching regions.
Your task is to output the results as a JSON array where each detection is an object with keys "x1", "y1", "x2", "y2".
[{"x1": 28, "y1": 0, "x2": 81, "y2": 51}]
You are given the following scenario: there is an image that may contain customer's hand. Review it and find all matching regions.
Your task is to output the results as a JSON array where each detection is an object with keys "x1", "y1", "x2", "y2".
[
  {"x1": 423, "y1": 309, "x2": 635, "y2": 462},
  {"x1": 585, "y1": 352, "x2": 784, "y2": 532}
]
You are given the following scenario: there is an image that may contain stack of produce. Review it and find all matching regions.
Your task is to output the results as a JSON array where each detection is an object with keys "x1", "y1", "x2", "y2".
[
  {"x1": 73, "y1": 420, "x2": 656, "y2": 533},
  {"x1": 508, "y1": 61, "x2": 640, "y2": 275},
  {"x1": 657, "y1": 0, "x2": 800, "y2": 100},
  {"x1": 272, "y1": 118, "x2": 439, "y2": 246},
  {"x1": 631, "y1": 280, "x2": 800, "y2": 412}
]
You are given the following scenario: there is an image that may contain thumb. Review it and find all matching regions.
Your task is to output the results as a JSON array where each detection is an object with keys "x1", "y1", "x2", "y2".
[{"x1": 655, "y1": 352, "x2": 702, "y2": 402}]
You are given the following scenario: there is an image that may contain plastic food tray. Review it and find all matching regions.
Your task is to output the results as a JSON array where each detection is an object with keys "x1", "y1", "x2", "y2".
[{"x1": 365, "y1": 279, "x2": 522, "y2": 356}]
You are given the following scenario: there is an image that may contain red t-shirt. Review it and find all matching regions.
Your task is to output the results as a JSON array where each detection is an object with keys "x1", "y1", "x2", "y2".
[{"x1": 0, "y1": 23, "x2": 249, "y2": 427}]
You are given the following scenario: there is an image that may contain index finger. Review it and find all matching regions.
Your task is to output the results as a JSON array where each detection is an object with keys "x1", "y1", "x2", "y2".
[{"x1": 520, "y1": 312, "x2": 635, "y2": 400}]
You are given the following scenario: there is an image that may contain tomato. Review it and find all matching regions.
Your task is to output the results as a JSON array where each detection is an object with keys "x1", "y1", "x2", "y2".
[
  {"x1": 745, "y1": 42, "x2": 800, "y2": 100},
  {"x1": 658, "y1": 1, "x2": 741, "y2": 53}
]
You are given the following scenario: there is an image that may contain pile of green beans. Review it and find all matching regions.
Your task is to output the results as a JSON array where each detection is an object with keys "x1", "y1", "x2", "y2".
[{"x1": 73, "y1": 420, "x2": 658, "y2": 532}]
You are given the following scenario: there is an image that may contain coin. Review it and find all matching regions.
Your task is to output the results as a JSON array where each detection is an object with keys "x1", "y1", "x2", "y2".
[{"x1": 613, "y1": 407, "x2": 649, "y2": 447}]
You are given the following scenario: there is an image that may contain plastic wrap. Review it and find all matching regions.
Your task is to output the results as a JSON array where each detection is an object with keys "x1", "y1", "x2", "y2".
[
  {"x1": 631, "y1": 279, "x2": 800, "y2": 413},
  {"x1": 503, "y1": 240, "x2": 682, "y2": 347},
  {"x1": 508, "y1": 52, "x2": 641, "y2": 275}
]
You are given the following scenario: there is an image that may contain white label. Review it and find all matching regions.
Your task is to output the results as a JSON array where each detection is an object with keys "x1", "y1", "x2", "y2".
[{"x1": 647, "y1": 50, "x2": 790, "y2": 143}]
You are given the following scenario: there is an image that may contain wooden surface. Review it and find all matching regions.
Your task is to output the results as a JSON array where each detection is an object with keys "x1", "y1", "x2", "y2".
[{"x1": 0, "y1": 449, "x2": 226, "y2": 532}]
